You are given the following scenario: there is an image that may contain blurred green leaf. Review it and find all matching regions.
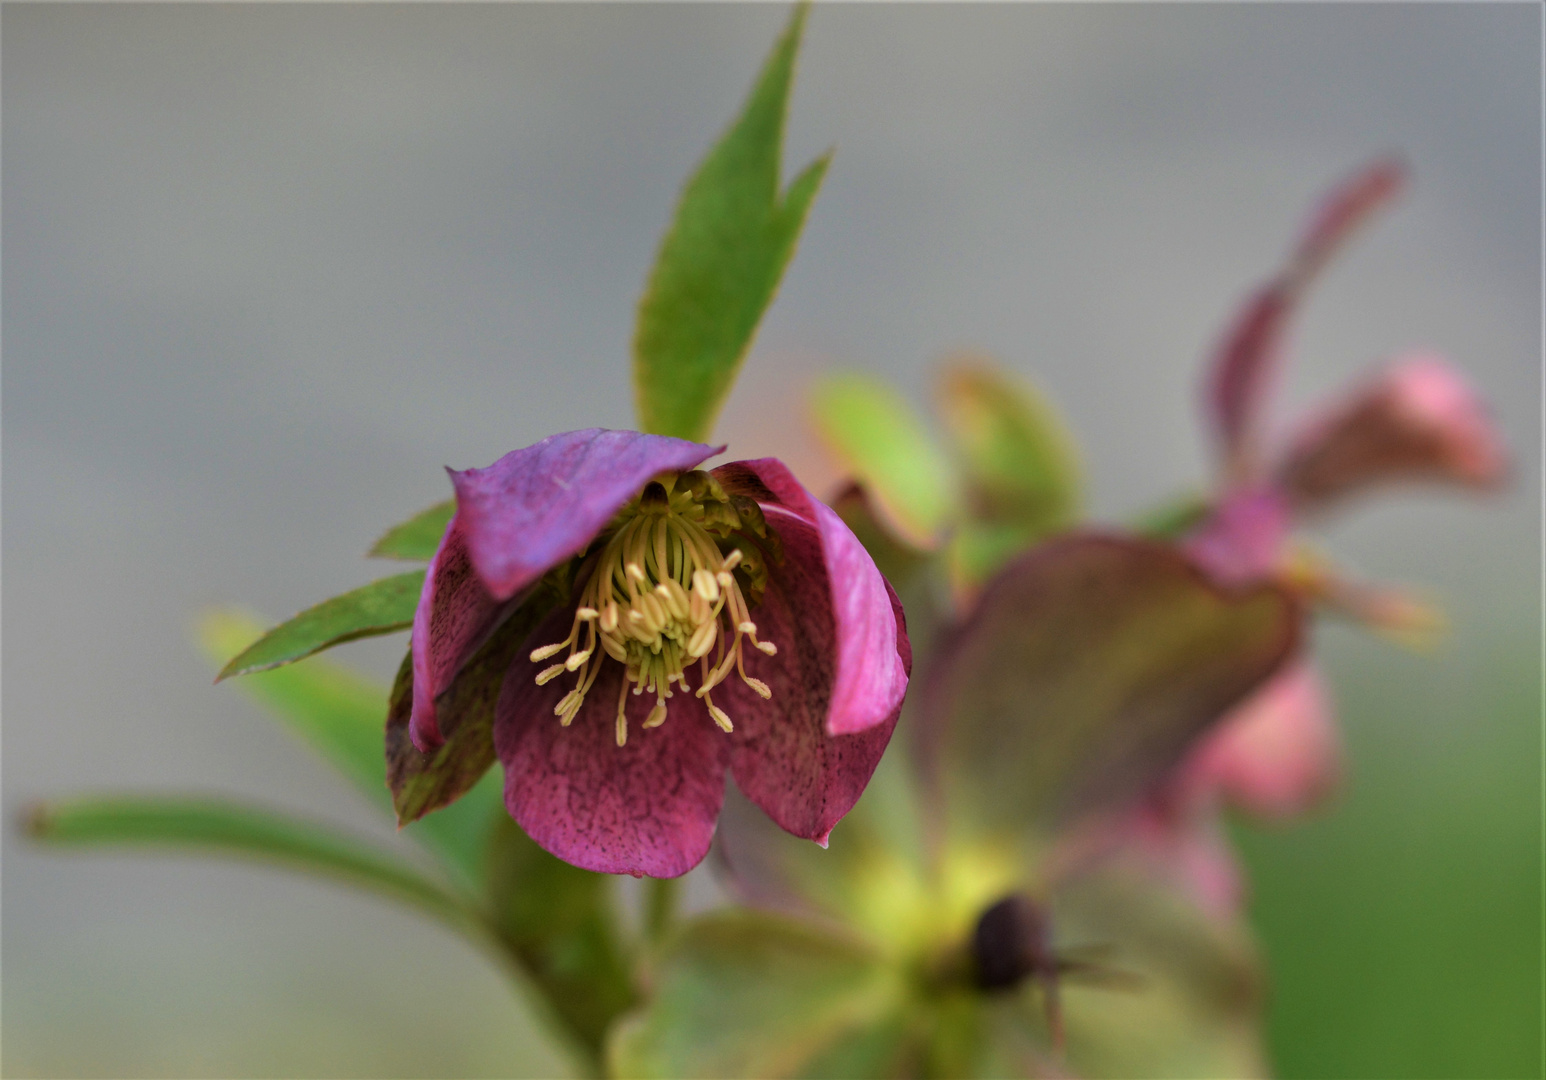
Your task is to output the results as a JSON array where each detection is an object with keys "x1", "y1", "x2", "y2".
[
  {"x1": 200, "y1": 610, "x2": 501, "y2": 891},
  {"x1": 369, "y1": 499, "x2": 455, "y2": 561},
  {"x1": 386, "y1": 580, "x2": 563, "y2": 829},
  {"x1": 917, "y1": 535, "x2": 1299, "y2": 853},
  {"x1": 25, "y1": 795, "x2": 477, "y2": 935},
  {"x1": 607, "y1": 910, "x2": 904, "y2": 1079},
  {"x1": 485, "y1": 816, "x2": 637, "y2": 1074},
  {"x1": 811, "y1": 372, "x2": 957, "y2": 548},
  {"x1": 1132, "y1": 494, "x2": 1212, "y2": 541},
  {"x1": 634, "y1": 2, "x2": 829, "y2": 441},
  {"x1": 936, "y1": 360, "x2": 1081, "y2": 584},
  {"x1": 214, "y1": 572, "x2": 423, "y2": 680}
]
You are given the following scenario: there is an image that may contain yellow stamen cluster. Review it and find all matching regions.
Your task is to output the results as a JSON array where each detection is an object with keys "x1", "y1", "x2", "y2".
[{"x1": 530, "y1": 474, "x2": 778, "y2": 747}]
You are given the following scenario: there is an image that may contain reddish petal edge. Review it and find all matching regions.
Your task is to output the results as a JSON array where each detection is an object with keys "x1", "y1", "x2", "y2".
[
  {"x1": 451, "y1": 429, "x2": 721, "y2": 601},
  {"x1": 409, "y1": 515, "x2": 525, "y2": 751},
  {"x1": 714, "y1": 458, "x2": 910, "y2": 736}
]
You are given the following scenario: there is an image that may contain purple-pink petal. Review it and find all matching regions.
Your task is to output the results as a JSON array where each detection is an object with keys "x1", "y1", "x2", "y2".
[
  {"x1": 1290, "y1": 157, "x2": 1406, "y2": 283},
  {"x1": 714, "y1": 458, "x2": 909, "y2": 736},
  {"x1": 721, "y1": 533, "x2": 912, "y2": 844},
  {"x1": 494, "y1": 602, "x2": 731, "y2": 878},
  {"x1": 409, "y1": 515, "x2": 524, "y2": 751},
  {"x1": 1206, "y1": 283, "x2": 1295, "y2": 483},
  {"x1": 1274, "y1": 353, "x2": 1507, "y2": 511},
  {"x1": 1183, "y1": 488, "x2": 1291, "y2": 587},
  {"x1": 450, "y1": 429, "x2": 721, "y2": 602}
]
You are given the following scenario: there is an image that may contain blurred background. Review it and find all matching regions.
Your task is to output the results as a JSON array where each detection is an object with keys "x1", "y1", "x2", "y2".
[{"x1": 4, "y1": 4, "x2": 1539, "y2": 1077}]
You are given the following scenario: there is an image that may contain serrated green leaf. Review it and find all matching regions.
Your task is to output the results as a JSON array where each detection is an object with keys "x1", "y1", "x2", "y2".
[
  {"x1": 634, "y1": 2, "x2": 829, "y2": 441},
  {"x1": 369, "y1": 499, "x2": 455, "y2": 561},
  {"x1": 937, "y1": 360, "x2": 1082, "y2": 585},
  {"x1": 215, "y1": 572, "x2": 423, "y2": 680},
  {"x1": 25, "y1": 795, "x2": 477, "y2": 935},
  {"x1": 485, "y1": 816, "x2": 637, "y2": 1071},
  {"x1": 607, "y1": 910, "x2": 904, "y2": 1079},
  {"x1": 199, "y1": 610, "x2": 502, "y2": 891},
  {"x1": 810, "y1": 372, "x2": 957, "y2": 548}
]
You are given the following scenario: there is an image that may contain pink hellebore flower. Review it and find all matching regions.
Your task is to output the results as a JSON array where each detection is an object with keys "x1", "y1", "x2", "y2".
[
  {"x1": 1181, "y1": 159, "x2": 1507, "y2": 822},
  {"x1": 410, "y1": 429, "x2": 911, "y2": 878}
]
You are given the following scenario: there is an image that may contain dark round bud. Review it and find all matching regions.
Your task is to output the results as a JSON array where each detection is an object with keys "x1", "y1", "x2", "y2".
[{"x1": 972, "y1": 893, "x2": 1051, "y2": 991}]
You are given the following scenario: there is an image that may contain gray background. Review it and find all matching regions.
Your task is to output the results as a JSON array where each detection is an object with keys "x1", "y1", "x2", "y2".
[{"x1": 4, "y1": 4, "x2": 1539, "y2": 1076}]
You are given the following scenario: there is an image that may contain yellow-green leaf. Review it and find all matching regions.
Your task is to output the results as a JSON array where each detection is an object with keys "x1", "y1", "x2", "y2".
[
  {"x1": 810, "y1": 372, "x2": 957, "y2": 548},
  {"x1": 369, "y1": 499, "x2": 454, "y2": 561}
]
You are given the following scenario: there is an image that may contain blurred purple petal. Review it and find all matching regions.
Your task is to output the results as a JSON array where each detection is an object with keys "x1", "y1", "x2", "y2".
[
  {"x1": 1206, "y1": 283, "x2": 1295, "y2": 482},
  {"x1": 1290, "y1": 157, "x2": 1406, "y2": 283},
  {"x1": 1275, "y1": 353, "x2": 1507, "y2": 510},
  {"x1": 451, "y1": 429, "x2": 720, "y2": 601},
  {"x1": 1183, "y1": 488, "x2": 1291, "y2": 586}
]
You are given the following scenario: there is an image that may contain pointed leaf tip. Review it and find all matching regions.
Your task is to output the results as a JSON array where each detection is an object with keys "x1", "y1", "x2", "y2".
[{"x1": 633, "y1": 2, "x2": 830, "y2": 442}]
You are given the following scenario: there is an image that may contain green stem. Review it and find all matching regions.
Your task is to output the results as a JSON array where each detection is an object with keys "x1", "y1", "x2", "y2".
[{"x1": 644, "y1": 876, "x2": 680, "y2": 945}]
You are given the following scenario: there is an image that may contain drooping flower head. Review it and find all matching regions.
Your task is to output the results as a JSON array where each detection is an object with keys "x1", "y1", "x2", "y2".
[
  {"x1": 410, "y1": 428, "x2": 911, "y2": 878},
  {"x1": 1178, "y1": 159, "x2": 1507, "y2": 822}
]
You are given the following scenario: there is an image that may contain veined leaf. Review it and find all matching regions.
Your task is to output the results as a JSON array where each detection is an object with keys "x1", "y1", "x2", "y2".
[
  {"x1": 200, "y1": 610, "x2": 501, "y2": 891},
  {"x1": 25, "y1": 795, "x2": 477, "y2": 935},
  {"x1": 634, "y1": 1, "x2": 829, "y2": 442},
  {"x1": 215, "y1": 572, "x2": 423, "y2": 680},
  {"x1": 370, "y1": 499, "x2": 455, "y2": 561},
  {"x1": 811, "y1": 372, "x2": 957, "y2": 548}
]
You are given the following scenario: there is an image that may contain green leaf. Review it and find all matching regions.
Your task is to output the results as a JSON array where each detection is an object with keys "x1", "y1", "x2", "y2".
[
  {"x1": 633, "y1": 2, "x2": 830, "y2": 442},
  {"x1": 485, "y1": 816, "x2": 638, "y2": 1072},
  {"x1": 386, "y1": 578, "x2": 564, "y2": 829},
  {"x1": 369, "y1": 499, "x2": 455, "y2": 561},
  {"x1": 1132, "y1": 493, "x2": 1213, "y2": 541},
  {"x1": 606, "y1": 910, "x2": 905, "y2": 1079},
  {"x1": 917, "y1": 535, "x2": 1299, "y2": 856},
  {"x1": 25, "y1": 795, "x2": 478, "y2": 935},
  {"x1": 937, "y1": 359, "x2": 1082, "y2": 583},
  {"x1": 810, "y1": 372, "x2": 957, "y2": 548},
  {"x1": 199, "y1": 610, "x2": 502, "y2": 891},
  {"x1": 215, "y1": 572, "x2": 424, "y2": 680}
]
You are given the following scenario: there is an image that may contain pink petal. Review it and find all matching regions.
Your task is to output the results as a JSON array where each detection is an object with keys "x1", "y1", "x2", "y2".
[
  {"x1": 451, "y1": 429, "x2": 721, "y2": 601},
  {"x1": 1207, "y1": 283, "x2": 1295, "y2": 483},
  {"x1": 721, "y1": 544, "x2": 912, "y2": 844},
  {"x1": 1177, "y1": 662, "x2": 1341, "y2": 820},
  {"x1": 493, "y1": 601, "x2": 731, "y2": 878},
  {"x1": 1291, "y1": 156, "x2": 1406, "y2": 283},
  {"x1": 1206, "y1": 158, "x2": 1406, "y2": 482},
  {"x1": 1182, "y1": 487, "x2": 1291, "y2": 586},
  {"x1": 409, "y1": 515, "x2": 524, "y2": 751},
  {"x1": 714, "y1": 458, "x2": 909, "y2": 736},
  {"x1": 1275, "y1": 353, "x2": 1507, "y2": 510}
]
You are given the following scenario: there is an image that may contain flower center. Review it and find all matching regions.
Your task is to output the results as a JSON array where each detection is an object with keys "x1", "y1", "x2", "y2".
[{"x1": 529, "y1": 471, "x2": 780, "y2": 747}]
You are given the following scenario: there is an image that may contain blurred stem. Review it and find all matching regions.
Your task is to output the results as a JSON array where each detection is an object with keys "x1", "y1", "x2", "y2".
[{"x1": 645, "y1": 876, "x2": 680, "y2": 945}]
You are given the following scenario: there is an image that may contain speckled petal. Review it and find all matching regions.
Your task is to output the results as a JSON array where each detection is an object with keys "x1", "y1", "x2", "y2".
[
  {"x1": 493, "y1": 600, "x2": 731, "y2": 878},
  {"x1": 451, "y1": 429, "x2": 721, "y2": 601}
]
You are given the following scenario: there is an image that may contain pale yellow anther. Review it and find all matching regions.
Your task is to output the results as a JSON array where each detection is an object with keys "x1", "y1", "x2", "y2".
[
  {"x1": 601, "y1": 635, "x2": 628, "y2": 662},
  {"x1": 616, "y1": 714, "x2": 628, "y2": 747},
  {"x1": 626, "y1": 562, "x2": 647, "y2": 584},
  {"x1": 599, "y1": 602, "x2": 619, "y2": 633},
  {"x1": 564, "y1": 649, "x2": 592, "y2": 671},
  {"x1": 536, "y1": 663, "x2": 567, "y2": 685},
  {"x1": 717, "y1": 571, "x2": 734, "y2": 590},
  {"x1": 738, "y1": 621, "x2": 757, "y2": 635},
  {"x1": 530, "y1": 641, "x2": 568, "y2": 662},
  {"x1": 644, "y1": 703, "x2": 668, "y2": 729},
  {"x1": 692, "y1": 569, "x2": 719, "y2": 602},
  {"x1": 742, "y1": 676, "x2": 772, "y2": 700},
  {"x1": 722, "y1": 548, "x2": 744, "y2": 571},
  {"x1": 576, "y1": 607, "x2": 599, "y2": 621},
  {"x1": 756, "y1": 641, "x2": 778, "y2": 656},
  {"x1": 554, "y1": 690, "x2": 580, "y2": 718},
  {"x1": 707, "y1": 703, "x2": 735, "y2": 733}
]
